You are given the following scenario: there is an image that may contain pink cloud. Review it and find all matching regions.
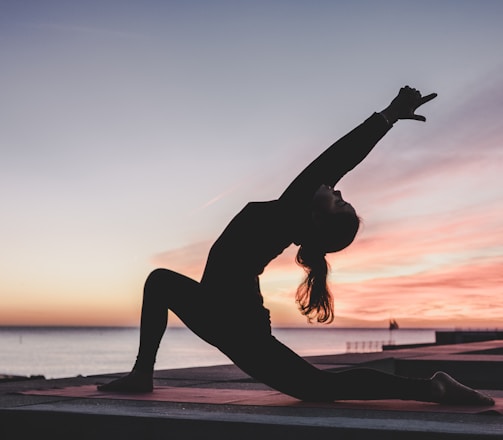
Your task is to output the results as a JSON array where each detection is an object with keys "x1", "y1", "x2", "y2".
[
  {"x1": 150, "y1": 240, "x2": 212, "y2": 280},
  {"x1": 331, "y1": 256, "x2": 503, "y2": 324}
]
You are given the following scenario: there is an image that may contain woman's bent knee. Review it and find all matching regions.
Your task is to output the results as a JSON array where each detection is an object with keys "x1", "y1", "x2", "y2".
[
  {"x1": 145, "y1": 268, "x2": 169, "y2": 285},
  {"x1": 144, "y1": 268, "x2": 200, "y2": 294}
]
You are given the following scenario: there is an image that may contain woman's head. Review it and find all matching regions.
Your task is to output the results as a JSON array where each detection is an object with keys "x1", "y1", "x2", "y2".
[
  {"x1": 312, "y1": 184, "x2": 356, "y2": 216},
  {"x1": 309, "y1": 185, "x2": 361, "y2": 253}
]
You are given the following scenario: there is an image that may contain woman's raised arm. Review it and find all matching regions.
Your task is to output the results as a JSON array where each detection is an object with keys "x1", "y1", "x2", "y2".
[{"x1": 279, "y1": 86, "x2": 437, "y2": 208}]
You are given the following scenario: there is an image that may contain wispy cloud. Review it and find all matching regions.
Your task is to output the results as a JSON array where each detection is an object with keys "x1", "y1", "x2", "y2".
[
  {"x1": 344, "y1": 74, "x2": 503, "y2": 211},
  {"x1": 331, "y1": 255, "x2": 503, "y2": 324},
  {"x1": 150, "y1": 240, "x2": 212, "y2": 280},
  {"x1": 190, "y1": 188, "x2": 238, "y2": 215}
]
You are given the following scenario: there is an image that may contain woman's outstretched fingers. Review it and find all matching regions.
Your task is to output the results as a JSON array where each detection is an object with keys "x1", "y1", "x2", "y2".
[
  {"x1": 420, "y1": 93, "x2": 438, "y2": 105},
  {"x1": 411, "y1": 91, "x2": 438, "y2": 121},
  {"x1": 411, "y1": 92, "x2": 438, "y2": 121},
  {"x1": 382, "y1": 86, "x2": 437, "y2": 123},
  {"x1": 430, "y1": 371, "x2": 494, "y2": 406}
]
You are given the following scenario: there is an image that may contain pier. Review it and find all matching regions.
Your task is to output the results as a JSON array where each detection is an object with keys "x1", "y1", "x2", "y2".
[{"x1": 1, "y1": 338, "x2": 502, "y2": 439}]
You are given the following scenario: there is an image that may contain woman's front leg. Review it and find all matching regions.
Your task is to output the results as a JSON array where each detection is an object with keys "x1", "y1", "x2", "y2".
[{"x1": 98, "y1": 268, "x2": 206, "y2": 392}]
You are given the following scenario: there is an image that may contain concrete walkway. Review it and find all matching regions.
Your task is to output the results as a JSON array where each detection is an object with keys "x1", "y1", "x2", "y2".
[{"x1": 1, "y1": 340, "x2": 502, "y2": 439}]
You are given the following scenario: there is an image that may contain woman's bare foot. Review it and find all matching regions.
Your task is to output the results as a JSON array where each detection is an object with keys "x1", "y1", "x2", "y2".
[
  {"x1": 430, "y1": 371, "x2": 494, "y2": 406},
  {"x1": 97, "y1": 370, "x2": 153, "y2": 393}
]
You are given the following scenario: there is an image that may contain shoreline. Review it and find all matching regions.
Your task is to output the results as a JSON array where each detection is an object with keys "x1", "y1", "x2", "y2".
[{"x1": 0, "y1": 373, "x2": 45, "y2": 383}]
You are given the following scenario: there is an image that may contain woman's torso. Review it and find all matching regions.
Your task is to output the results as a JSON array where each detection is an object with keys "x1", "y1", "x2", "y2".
[{"x1": 200, "y1": 200, "x2": 295, "y2": 320}]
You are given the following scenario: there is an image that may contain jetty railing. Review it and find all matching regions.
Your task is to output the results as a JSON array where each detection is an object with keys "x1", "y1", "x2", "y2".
[{"x1": 346, "y1": 340, "x2": 395, "y2": 353}]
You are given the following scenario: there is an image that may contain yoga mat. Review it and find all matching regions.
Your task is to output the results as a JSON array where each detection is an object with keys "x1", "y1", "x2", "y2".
[{"x1": 20, "y1": 385, "x2": 502, "y2": 415}]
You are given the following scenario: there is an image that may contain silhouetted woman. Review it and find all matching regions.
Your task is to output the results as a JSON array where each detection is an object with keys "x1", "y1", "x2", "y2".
[{"x1": 98, "y1": 87, "x2": 493, "y2": 406}]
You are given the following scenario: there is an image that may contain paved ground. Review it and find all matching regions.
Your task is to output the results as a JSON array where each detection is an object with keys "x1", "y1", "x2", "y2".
[{"x1": 1, "y1": 340, "x2": 502, "y2": 439}]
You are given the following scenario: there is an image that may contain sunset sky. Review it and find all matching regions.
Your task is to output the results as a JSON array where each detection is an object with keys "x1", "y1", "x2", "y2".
[{"x1": 1, "y1": 1, "x2": 502, "y2": 328}]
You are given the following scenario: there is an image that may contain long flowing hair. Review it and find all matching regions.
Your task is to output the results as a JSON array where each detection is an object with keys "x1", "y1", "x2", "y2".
[
  {"x1": 295, "y1": 212, "x2": 361, "y2": 323},
  {"x1": 295, "y1": 246, "x2": 333, "y2": 323}
]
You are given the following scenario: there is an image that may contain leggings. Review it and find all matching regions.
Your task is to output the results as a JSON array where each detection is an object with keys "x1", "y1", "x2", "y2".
[{"x1": 134, "y1": 268, "x2": 432, "y2": 402}]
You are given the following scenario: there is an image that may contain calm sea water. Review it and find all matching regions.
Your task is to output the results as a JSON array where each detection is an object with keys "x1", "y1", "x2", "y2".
[{"x1": 0, "y1": 326, "x2": 437, "y2": 379}]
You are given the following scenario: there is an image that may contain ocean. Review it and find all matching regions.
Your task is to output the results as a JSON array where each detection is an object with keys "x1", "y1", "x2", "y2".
[{"x1": 0, "y1": 326, "x2": 438, "y2": 379}]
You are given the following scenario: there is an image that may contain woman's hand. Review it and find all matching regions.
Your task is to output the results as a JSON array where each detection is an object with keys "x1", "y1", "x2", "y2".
[{"x1": 381, "y1": 86, "x2": 437, "y2": 124}]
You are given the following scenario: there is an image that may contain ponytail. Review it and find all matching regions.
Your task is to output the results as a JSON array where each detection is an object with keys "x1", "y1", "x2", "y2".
[{"x1": 295, "y1": 245, "x2": 334, "y2": 324}]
